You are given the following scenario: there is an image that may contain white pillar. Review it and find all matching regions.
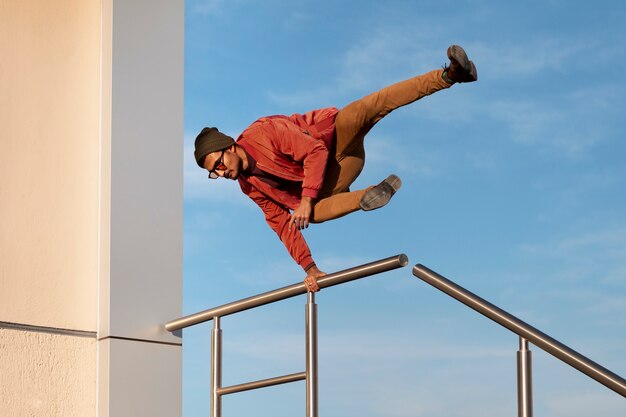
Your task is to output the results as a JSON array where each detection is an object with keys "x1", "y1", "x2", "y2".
[{"x1": 98, "y1": 1, "x2": 184, "y2": 416}]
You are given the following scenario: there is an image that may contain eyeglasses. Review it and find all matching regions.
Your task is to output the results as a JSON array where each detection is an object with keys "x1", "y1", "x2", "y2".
[{"x1": 207, "y1": 151, "x2": 226, "y2": 179}]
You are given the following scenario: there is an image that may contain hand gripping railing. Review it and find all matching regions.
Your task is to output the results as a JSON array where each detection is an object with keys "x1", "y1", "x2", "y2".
[
  {"x1": 166, "y1": 254, "x2": 409, "y2": 417},
  {"x1": 412, "y1": 264, "x2": 626, "y2": 417}
]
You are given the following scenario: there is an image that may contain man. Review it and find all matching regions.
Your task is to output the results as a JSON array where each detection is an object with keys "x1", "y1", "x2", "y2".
[{"x1": 194, "y1": 45, "x2": 477, "y2": 292}]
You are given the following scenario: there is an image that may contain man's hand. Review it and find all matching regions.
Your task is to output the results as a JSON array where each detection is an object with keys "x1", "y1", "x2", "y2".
[
  {"x1": 303, "y1": 264, "x2": 326, "y2": 292},
  {"x1": 289, "y1": 196, "x2": 313, "y2": 230}
]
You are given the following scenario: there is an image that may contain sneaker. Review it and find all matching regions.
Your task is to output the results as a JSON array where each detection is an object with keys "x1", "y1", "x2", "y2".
[
  {"x1": 359, "y1": 174, "x2": 402, "y2": 211},
  {"x1": 445, "y1": 45, "x2": 477, "y2": 83}
]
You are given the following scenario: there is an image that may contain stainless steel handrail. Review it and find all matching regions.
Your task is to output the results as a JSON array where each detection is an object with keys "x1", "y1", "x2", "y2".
[
  {"x1": 412, "y1": 263, "x2": 626, "y2": 398},
  {"x1": 167, "y1": 254, "x2": 409, "y2": 417},
  {"x1": 166, "y1": 254, "x2": 409, "y2": 332}
]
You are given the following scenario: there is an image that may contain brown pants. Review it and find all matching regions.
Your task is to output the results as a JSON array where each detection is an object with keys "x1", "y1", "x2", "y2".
[{"x1": 310, "y1": 68, "x2": 451, "y2": 223}]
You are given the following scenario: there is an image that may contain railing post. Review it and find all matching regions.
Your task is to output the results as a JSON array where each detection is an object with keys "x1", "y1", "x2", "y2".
[
  {"x1": 305, "y1": 292, "x2": 318, "y2": 417},
  {"x1": 517, "y1": 337, "x2": 533, "y2": 417},
  {"x1": 211, "y1": 317, "x2": 223, "y2": 417}
]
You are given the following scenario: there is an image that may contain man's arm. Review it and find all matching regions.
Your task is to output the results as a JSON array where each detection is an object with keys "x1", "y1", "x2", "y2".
[
  {"x1": 247, "y1": 188, "x2": 326, "y2": 291},
  {"x1": 269, "y1": 119, "x2": 329, "y2": 230},
  {"x1": 247, "y1": 186, "x2": 316, "y2": 270}
]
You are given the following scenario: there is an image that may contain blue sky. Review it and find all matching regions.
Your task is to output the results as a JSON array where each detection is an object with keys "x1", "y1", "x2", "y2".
[{"x1": 182, "y1": 1, "x2": 626, "y2": 416}]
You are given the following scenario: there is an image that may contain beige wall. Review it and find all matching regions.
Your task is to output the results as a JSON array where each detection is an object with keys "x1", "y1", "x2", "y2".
[
  {"x1": 1, "y1": 1, "x2": 101, "y2": 416},
  {"x1": 0, "y1": 0, "x2": 101, "y2": 331},
  {"x1": 0, "y1": 329, "x2": 97, "y2": 416}
]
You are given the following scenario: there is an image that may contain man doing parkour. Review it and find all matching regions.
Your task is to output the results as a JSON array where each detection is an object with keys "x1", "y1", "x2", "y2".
[{"x1": 194, "y1": 45, "x2": 477, "y2": 292}]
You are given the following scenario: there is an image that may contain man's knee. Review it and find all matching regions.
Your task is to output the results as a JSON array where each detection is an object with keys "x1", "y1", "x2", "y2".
[{"x1": 335, "y1": 100, "x2": 369, "y2": 135}]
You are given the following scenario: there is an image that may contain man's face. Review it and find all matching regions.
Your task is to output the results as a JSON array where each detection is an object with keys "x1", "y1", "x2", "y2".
[{"x1": 203, "y1": 147, "x2": 242, "y2": 180}]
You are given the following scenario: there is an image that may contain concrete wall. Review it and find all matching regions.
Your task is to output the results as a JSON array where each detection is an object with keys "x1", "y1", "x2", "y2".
[{"x1": 0, "y1": 0, "x2": 183, "y2": 415}]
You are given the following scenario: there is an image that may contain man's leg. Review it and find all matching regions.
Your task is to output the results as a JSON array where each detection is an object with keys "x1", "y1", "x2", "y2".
[
  {"x1": 328, "y1": 68, "x2": 451, "y2": 193},
  {"x1": 311, "y1": 45, "x2": 477, "y2": 222},
  {"x1": 335, "y1": 68, "x2": 452, "y2": 157},
  {"x1": 311, "y1": 69, "x2": 451, "y2": 223},
  {"x1": 310, "y1": 187, "x2": 368, "y2": 223}
]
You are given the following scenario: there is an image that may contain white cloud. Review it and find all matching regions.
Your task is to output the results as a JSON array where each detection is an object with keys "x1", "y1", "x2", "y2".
[
  {"x1": 490, "y1": 99, "x2": 590, "y2": 157},
  {"x1": 320, "y1": 331, "x2": 515, "y2": 417},
  {"x1": 222, "y1": 326, "x2": 512, "y2": 367},
  {"x1": 320, "y1": 330, "x2": 511, "y2": 361},
  {"x1": 314, "y1": 253, "x2": 376, "y2": 274},
  {"x1": 337, "y1": 29, "x2": 443, "y2": 93},
  {"x1": 519, "y1": 227, "x2": 626, "y2": 260},
  {"x1": 464, "y1": 150, "x2": 498, "y2": 171},
  {"x1": 228, "y1": 256, "x2": 304, "y2": 289},
  {"x1": 266, "y1": 25, "x2": 446, "y2": 109},
  {"x1": 274, "y1": 28, "x2": 619, "y2": 104},
  {"x1": 515, "y1": 226, "x2": 626, "y2": 328},
  {"x1": 476, "y1": 39, "x2": 581, "y2": 77},
  {"x1": 281, "y1": 10, "x2": 311, "y2": 31},
  {"x1": 484, "y1": 88, "x2": 618, "y2": 158},
  {"x1": 474, "y1": 36, "x2": 619, "y2": 79},
  {"x1": 227, "y1": 329, "x2": 303, "y2": 362},
  {"x1": 190, "y1": 0, "x2": 225, "y2": 16},
  {"x1": 219, "y1": 247, "x2": 397, "y2": 293},
  {"x1": 531, "y1": 167, "x2": 621, "y2": 201},
  {"x1": 266, "y1": 88, "x2": 336, "y2": 110},
  {"x1": 601, "y1": 265, "x2": 626, "y2": 286},
  {"x1": 583, "y1": 293, "x2": 626, "y2": 318},
  {"x1": 420, "y1": 42, "x2": 623, "y2": 158},
  {"x1": 546, "y1": 390, "x2": 626, "y2": 416},
  {"x1": 365, "y1": 136, "x2": 445, "y2": 178},
  {"x1": 488, "y1": 99, "x2": 564, "y2": 143}
]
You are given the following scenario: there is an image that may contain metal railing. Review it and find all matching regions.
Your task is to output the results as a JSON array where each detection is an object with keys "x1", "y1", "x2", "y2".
[
  {"x1": 412, "y1": 263, "x2": 626, "y2": 417},
  {"x1": 166, "y1": 254, "x2": 408, "y2": 417}
]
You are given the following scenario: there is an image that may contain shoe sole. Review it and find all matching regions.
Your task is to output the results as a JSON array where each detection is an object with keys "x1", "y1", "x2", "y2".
[
  {"x1": 468, "y1": 60, "x2": 478, "y2": 81},
  {"x1": 448, "y1": 45, "x2": 478, "y2": 81},
  {"x1": 359, "y1": 174, "x2": 402, "y2": 211}
]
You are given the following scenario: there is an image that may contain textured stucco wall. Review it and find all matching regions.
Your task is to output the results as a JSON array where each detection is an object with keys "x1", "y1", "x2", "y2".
[
  {"x1": 0, "y1": 0, "x2": 101, "y2": 331},
  {"x1": 0, "y1": 329, "x2": 97, "y2": 417}
]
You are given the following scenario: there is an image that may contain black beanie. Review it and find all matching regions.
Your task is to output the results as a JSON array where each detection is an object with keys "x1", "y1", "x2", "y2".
[{"x1": 194, "y1": 127, "x2": 236, "y2": 167}]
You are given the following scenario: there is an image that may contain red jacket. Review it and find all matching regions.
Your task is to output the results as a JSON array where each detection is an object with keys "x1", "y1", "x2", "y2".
[{"x1": 237, "y1": 107, "x2": 339, "y2": 271}]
